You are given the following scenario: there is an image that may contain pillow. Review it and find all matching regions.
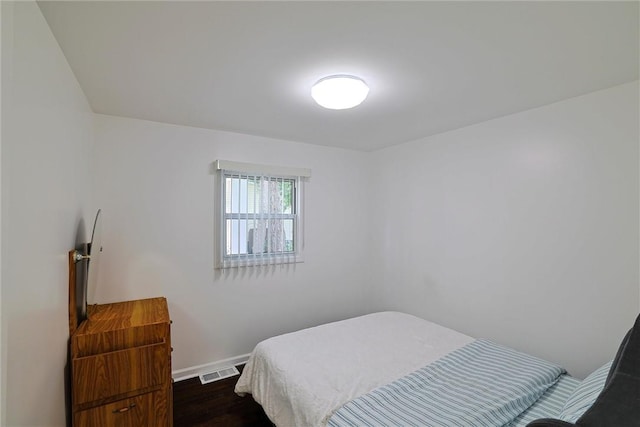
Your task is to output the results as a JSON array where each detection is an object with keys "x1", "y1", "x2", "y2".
[{"x1": 558, "y1": 361, "x2": 613, "y2": 423}]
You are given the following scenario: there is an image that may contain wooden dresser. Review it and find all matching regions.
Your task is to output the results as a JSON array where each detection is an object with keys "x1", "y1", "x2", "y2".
[{"x1": 70, "y1": 297, "x2": 173, "y2": 426}]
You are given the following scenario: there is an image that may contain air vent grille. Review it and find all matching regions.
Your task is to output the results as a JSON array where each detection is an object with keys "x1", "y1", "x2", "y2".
[{"x1": 199, "y1": 366, "x2": 240, "y2": 384}]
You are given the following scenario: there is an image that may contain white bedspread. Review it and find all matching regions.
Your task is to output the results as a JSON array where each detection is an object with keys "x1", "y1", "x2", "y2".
[{"x1": 234, "y1": 311, "x2": 473, "y2": 427}]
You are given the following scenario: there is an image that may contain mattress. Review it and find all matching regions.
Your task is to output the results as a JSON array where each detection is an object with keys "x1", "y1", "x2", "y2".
[{"x1": 235, "y1": 311, "x2": 474, "y2": 427}]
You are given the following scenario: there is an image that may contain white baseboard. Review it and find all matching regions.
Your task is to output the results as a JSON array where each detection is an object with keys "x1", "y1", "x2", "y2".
[{"x1": 172, "y1": 353, "x2": 251, "y2": 382}]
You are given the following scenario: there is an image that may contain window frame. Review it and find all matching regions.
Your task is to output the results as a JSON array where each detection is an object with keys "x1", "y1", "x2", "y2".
[{"x1": 214, "y1": 160, "x2": 310, "y2": 269}]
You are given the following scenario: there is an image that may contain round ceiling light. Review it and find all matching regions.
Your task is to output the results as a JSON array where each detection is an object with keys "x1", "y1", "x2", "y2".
[{"x1": 311, "y1": 75, "x2": 369, "y2": 110}]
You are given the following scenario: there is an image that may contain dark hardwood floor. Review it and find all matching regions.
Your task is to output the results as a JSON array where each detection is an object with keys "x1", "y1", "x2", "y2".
[{"x1": 173, "y1": 364, "x2": 273, "y2": 427}]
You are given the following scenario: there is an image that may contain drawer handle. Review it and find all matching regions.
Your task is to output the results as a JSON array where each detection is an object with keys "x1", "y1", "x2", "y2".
[{"x1": 112, "y1": 403, "x2": 136, "y2": 414}]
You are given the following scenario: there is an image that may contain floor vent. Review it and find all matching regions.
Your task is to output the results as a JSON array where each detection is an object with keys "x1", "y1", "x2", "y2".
[{"x1": 199, "y1": 366, "x2": 240, "y2": 384}]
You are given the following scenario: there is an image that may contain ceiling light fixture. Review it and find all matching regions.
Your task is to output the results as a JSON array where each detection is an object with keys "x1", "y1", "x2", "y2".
[{"x1": 311, "y1": 75, "x2": 369, "y2": 110}]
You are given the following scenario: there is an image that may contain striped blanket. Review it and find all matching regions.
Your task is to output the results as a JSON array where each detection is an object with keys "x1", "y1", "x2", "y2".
[{"x1": 328, "y1": 339, "x2": 565, "y2": 427}]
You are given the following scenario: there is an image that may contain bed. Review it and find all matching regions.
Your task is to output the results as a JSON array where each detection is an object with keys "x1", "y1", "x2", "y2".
[{"x1": 235, "y1": 311, "x2": 640, "y2": 427}]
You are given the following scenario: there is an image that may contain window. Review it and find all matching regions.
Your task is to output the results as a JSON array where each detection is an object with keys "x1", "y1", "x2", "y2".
[{"x1": 215, "y1": 160, "x2": 310, "y2": 268}]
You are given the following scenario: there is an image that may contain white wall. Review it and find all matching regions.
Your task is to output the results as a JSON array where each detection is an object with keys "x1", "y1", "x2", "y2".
[
  {"x1": 369, "y1": 82, "x2": 639, "y2": 379},
  {"x1": 92, "y1": 114, "x2": 374, "y2": 370},
  {"x1": 1, "y1": 2, "x2": 94, "y2": 426},
  {"x1": 0, "y1": 3, "x2": 8, "y2": 424}
]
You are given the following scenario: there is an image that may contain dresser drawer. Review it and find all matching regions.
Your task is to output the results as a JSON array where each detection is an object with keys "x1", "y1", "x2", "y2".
[
  {"x1": 72, "y1": 323, "x2": 170, "y2": 357},
  {"x1": 72, "y1": 341, "x2": 168, "y2": 405},
  {"x1": 74, "y1": 390, "x2": 166, "y2": 427}
]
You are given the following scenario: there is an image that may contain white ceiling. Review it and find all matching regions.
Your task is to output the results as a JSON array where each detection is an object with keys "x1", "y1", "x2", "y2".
[{"x1": 38, "y1": 1, "x2": 639, "y2": 152}]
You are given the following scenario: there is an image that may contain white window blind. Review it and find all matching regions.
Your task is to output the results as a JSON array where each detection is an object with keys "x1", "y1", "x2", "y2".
[{"x1": 215, "y1": 160, "x2": 310, "y2": 269}]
